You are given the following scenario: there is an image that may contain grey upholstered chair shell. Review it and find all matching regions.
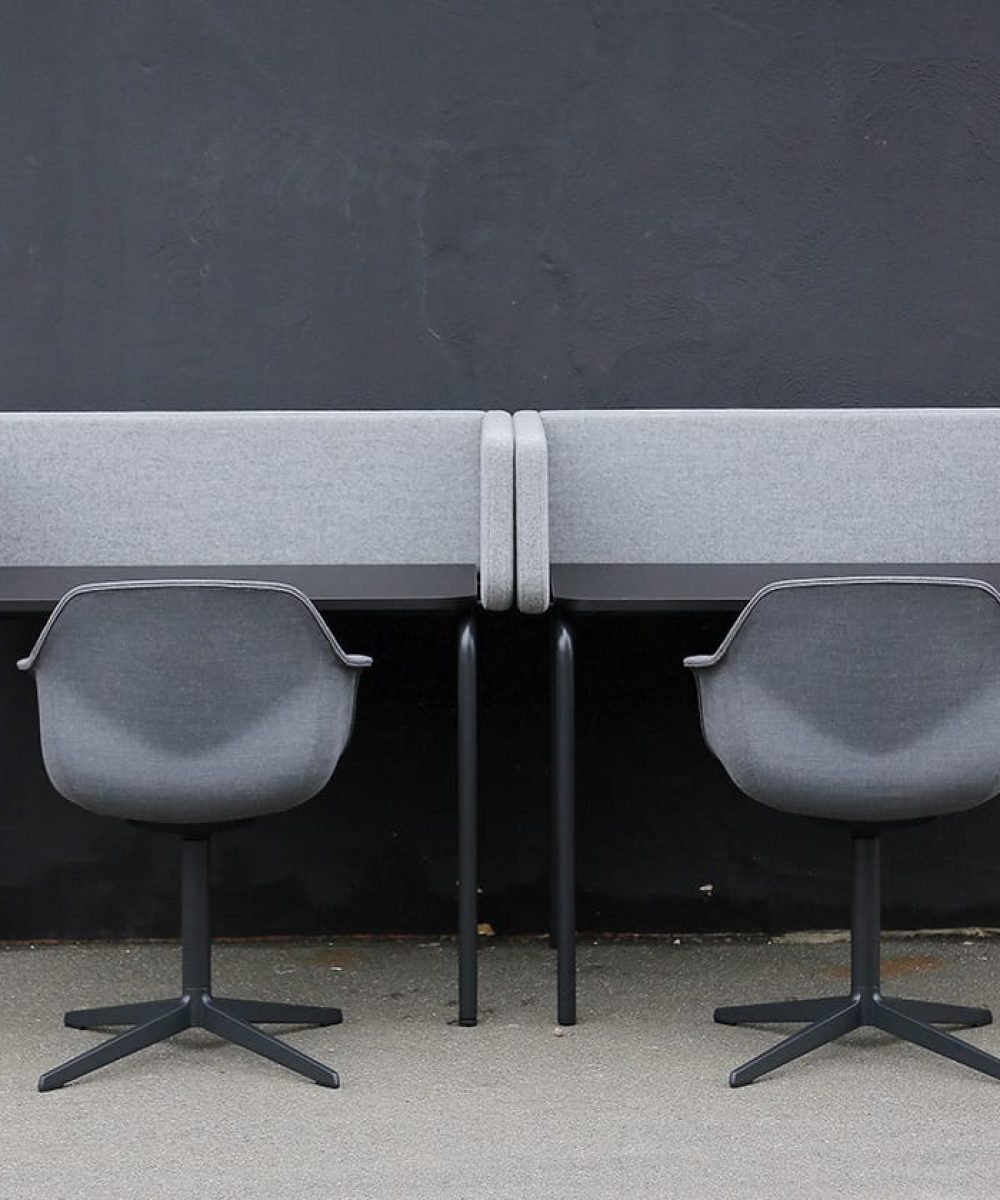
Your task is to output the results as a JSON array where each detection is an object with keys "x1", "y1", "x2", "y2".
[
  {"x1": 19, "y1": 580, "x2": 371, "y2": 826},
  {"x1": 686, "y1": 577, "x2": 1000, "y2": 824}
]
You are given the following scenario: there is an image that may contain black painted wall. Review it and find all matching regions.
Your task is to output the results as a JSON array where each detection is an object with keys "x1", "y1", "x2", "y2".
[{"x1": 3, "y1": 1, "x2": 1000, "y2": 938}]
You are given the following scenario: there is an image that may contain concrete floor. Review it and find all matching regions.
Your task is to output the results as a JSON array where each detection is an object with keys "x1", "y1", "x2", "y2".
[{"x1": 2, "y1": 934, "x2": 1000, "y2": 1199}]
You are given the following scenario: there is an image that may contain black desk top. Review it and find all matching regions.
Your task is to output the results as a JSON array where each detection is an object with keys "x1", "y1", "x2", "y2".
[
  {"x1": 552, "y1": 563, "x2": 1000, "y2": 612},
  {"x1": 0, "y1": 565, "x2": 479, "y2": 612}
]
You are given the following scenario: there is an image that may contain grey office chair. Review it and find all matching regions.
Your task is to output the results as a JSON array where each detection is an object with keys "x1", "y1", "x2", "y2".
[
  {"x1": 20, "y1": 580, "x2": 371, "y2": 1092},
  {"x1": 686, "y1": 576, "x2": 1000, "y2": 1087}
]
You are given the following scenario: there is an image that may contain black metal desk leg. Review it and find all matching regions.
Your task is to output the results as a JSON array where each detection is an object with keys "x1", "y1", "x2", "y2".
[
  {"x1": 457, "y1": 611, "x2": 478, "y2": 1026},
  {"x1": 553, "y1": 613, "x2": 577, "y2": 1026}
]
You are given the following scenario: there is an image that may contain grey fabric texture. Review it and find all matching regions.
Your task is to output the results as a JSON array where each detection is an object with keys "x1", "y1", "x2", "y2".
[
  {"x1": 479, "y1": 411, "x2": 515, "y2": 611},
  {"x1": 19, "y1": 581, "x2": 371, "y2": 825},
  {"x1": 686, "y1": 577, "x2": 1000, "y2": 822},
  {"x1": 0, "y1": 410, "x2": 504, "y2": 591},
  {"x1": 513, "y1": 411, "x2": 551, "y2": 614},
  {"x1": 539, "y1": 409, "x2": 1000, "y2": 564}
]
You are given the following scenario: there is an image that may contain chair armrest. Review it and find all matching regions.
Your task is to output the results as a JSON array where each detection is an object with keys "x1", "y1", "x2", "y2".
[{"x1": 683, "y1": 655, "x2": 716, "y2": 670}]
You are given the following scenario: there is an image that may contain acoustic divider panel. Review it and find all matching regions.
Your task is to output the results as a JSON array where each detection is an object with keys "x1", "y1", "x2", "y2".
[
  {"x1": 513, "y1": 407, "x2": 1000, "y2": 1024},
  {"x1": 0, "y1": 409, "x2": 515, "y2": 1026},
  {"x1": 0, "y1": 410, "x2": 514, "y2": 608},
  {"x1": 512, "y1": 411, "x2": 549, "y2": 616}
]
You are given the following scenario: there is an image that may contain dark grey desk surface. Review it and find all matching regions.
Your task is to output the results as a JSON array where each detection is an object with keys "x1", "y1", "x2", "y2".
[
  {"x1": 552, "y1": 563, "x2": 1000, "y2": 611},
  {"x1": 0, "y1": 565, "x2": 479, "y2": 611}
]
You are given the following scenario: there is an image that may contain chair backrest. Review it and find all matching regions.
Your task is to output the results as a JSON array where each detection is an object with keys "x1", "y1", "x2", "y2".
[
  {"x1": 20, "y1": 580, "x2": 372, "y2": 825},
  {"x1": 513, "y1": 408, "x2": 1000, "y2": 612},
  {"x1": 685, "y1": 577, "x2": 1000, "y2": 823},
  {"x1": 0, "y1": 410, "x2": 515, "y2": 609}
]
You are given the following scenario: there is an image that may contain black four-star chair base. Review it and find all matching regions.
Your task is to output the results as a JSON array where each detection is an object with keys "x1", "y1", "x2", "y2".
[
  {"x1": 40, "y1": 994, "x2": 342, "y2": 1092},
  {"x1": 716, "y1": 992, "x2": 996, "y2": 1088},
  {"x1": 715, "y1": 832, "x2": 1000, "y2": 1087},
  {"x1": 38, "y1": 833, "x2": 342, "y2": 1092}
]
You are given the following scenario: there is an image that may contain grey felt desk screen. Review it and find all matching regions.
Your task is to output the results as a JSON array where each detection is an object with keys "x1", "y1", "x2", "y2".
[
  {"x1": 0, "y1": 410, "x2": 514, "y2": 610},
  {"x1": 513, "y1": 408, "x2": 1000, "y2": 613}
]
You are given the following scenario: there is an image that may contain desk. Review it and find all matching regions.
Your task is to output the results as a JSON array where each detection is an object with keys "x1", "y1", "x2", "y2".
[
  {"x1": 549, "y1": 563, "x2": 1000, "y2": 1026},
  {"x1": 552, "y1": 563, "x2": 1000, "y2": 612},
  {"x1": 0, "y1": 563, "x2": 483, "y2": 1026}
]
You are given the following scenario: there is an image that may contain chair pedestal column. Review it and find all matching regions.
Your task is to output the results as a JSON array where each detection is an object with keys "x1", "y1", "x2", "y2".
[
  {"x1": 181, "y1": 835, "x2": 211, "y2": 1013},
  {"x1": 850, "y1": 832, "x2": 880, "y2": 1023},
  {"x1": 40, "y1": 832, "x2": 344, "y2": 1093},
  {"x1": 714, "y1": 831, "x2": 1000, "y2": 1087}
]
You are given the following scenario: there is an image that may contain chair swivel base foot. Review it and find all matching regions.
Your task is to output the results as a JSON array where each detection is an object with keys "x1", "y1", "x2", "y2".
[
  {"x1": 41, "y1": 994, "x2": 342, "y2": 1092},
  {"x1": 716, "y1": 994, "x2": 998, "y2": 1087}
]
